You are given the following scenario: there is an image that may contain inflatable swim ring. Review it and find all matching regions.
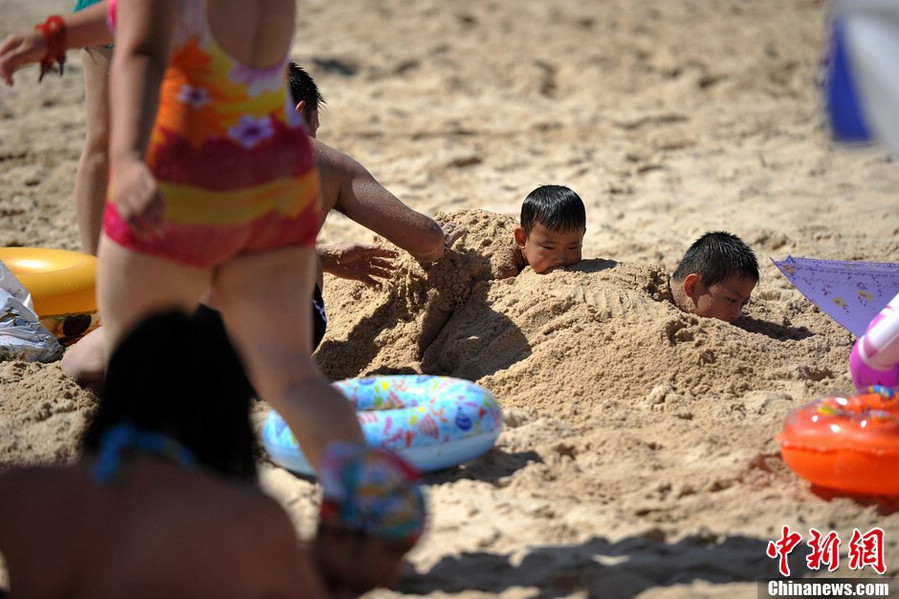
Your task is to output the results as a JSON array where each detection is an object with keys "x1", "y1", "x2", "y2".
[
  {"x1": 778, "y1": 386, "x2": 899, "y2": 495},
  {"x1": 0, "y1": 247, "x2": 99, "y2": 344},
  {"x1": 263, "y1": 375, "x2": 503, "y2": 476}
]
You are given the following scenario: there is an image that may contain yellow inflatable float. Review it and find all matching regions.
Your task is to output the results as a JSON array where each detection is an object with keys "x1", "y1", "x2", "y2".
[{"x1": 0, "y1": 247, "x2": 99, "y2": 344}]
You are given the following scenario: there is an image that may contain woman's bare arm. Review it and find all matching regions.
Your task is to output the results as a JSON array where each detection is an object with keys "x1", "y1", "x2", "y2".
[
  {"x1": 107, "y1": 0, "x2": 178, "y2": 235},
  {"x1": 0, "y1": 2, "x2": 112, "y2": 85}
]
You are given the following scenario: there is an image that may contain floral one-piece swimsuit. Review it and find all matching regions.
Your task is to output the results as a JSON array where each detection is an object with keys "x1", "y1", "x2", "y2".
[{"x1": 103, "y1": 0, "x2": 321, "y2": 268}]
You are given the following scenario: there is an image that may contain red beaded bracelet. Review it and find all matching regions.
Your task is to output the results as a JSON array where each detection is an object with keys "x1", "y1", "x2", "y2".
[{"x1": 34, "y1": 15, "x2": 67, "y2": 82}]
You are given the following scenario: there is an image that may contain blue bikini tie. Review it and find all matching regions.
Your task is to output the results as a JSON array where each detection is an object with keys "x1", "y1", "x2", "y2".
[{"x1": 92, "y1": 422, "x2": 199, "y2": 484}]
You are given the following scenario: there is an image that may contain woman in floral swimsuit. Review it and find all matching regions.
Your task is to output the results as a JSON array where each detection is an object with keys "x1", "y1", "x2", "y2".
[{"x1": 98, "y1": 0, "x2": 363, "y2": 468}]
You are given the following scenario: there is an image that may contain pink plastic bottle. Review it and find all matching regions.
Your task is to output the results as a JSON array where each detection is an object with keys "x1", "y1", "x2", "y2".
[{"x1": 850, "y1": 291, "x2": 899, "y2": 391}]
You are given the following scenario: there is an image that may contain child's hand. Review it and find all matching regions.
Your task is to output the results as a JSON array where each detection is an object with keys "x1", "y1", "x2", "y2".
[
  {"x1": 321, "y1": 243, "x2": 398, "y2": 286},
  {"x1": 0, "y1": 31, "x2": 47, "y2": 86},
  {"x1": 110, "y1": 158, "x2": 167, "y2": 239}
]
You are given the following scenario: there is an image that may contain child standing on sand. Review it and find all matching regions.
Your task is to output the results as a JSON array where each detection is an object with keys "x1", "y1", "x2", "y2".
[{"x1": 669, "y1": 231, "x2": 759, "y2": 323}]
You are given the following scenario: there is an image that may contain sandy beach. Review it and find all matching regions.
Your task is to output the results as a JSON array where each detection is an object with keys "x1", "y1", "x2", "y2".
[{"x1": 2, "y1": 0, "x2": 899, "y2": 597}]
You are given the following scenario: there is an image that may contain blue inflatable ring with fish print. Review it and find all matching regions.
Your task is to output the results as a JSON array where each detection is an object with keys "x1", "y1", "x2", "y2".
[{"x1": 262, "y1": 375, "x2": 503, "y2": 476}]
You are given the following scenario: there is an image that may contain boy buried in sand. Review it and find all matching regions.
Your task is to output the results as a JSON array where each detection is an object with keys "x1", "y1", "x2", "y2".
[
  {"x1": 508, "y1": 185, "x2": 587, "y2": 275},
  {"x1": 669, "y1": 231, "x2": 759, "y2": 323}
]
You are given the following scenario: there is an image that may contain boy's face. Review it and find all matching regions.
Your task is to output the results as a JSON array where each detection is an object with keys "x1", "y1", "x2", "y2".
[
  {"x1": 686, "y1": 275, "x2": 756, "y2": 323},
  {"x1": 514, "y1": 223, "x2": 585, "y2": 274}
]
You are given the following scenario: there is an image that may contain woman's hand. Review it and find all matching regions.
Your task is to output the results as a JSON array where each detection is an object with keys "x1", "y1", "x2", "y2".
[
  {"x1": 110, "y1": 157, "x2": 167, "y2": 239},
  {"x1": 0, "y1": 31, "x2": 47, "y2": 86}
]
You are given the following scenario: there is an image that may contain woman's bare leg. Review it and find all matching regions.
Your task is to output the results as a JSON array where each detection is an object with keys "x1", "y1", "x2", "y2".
[
  {"x1": 213, "y1": 246, "x2": 363, "y2": 470},
  {"x1": 76, "y1": 46, "x2": 113, "y2": 256},
  {"x1": 96, "y1": 234, "x2": 212, "y2": 356}
]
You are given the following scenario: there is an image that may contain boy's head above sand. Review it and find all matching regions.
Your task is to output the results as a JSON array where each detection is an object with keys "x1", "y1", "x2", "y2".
[
  {"x1": 670, "y1": 231, "x2": 759, "y2": 323},
  {"x1": 514, "y1": 185, "x2": 586, "y2": 274}
]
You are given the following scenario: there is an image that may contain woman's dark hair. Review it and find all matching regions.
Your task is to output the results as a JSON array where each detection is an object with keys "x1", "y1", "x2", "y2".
[{"x1": 82, "y1": 310, "x2": 258, "y2": 481}]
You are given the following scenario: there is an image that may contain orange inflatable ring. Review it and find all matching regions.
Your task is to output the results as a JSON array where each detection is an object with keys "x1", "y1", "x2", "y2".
[
  {"x1": 0, "y1": 247, "x2": 99, "y2": 343},
  {"x1": 778, "y1": 386, "x2": 899, "y2": 495}
]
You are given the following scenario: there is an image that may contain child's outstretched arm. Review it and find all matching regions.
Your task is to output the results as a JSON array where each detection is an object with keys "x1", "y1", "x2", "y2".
[
  {"x1": 0, "y1": 2, "x2": 112, "y2": 86},
  {"x1": 315, "y1": 141, "x2": 451, "y2": 263}
]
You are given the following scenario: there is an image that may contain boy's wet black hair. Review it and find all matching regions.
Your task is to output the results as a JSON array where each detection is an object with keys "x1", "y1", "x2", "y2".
[
  {"x1": 288, "y1": 62, "x2": 325, "y2": 124},
  {"x1": 81, "y1": 310, "x2": 258, "y2": 482},
  {"x1": 520, "y1": 185, "x2": 586, "y2": 235},
  {"x1": 672, "y1": 231, "x2": 759, "y2": 287}
]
